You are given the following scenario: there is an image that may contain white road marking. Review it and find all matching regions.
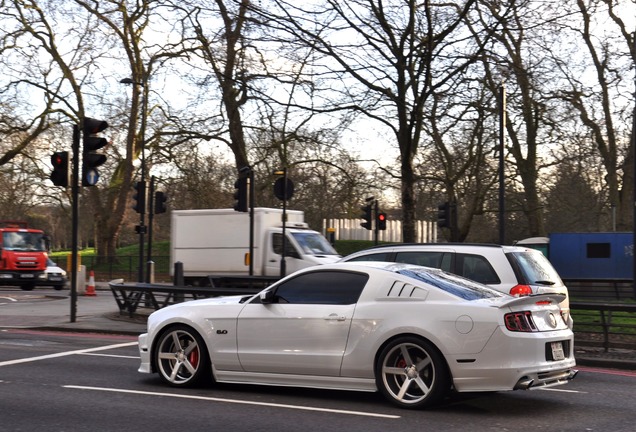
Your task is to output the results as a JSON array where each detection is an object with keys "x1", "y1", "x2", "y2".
[
  {"x1": 538, "y1": 387, "x2": 585, "y2": 394},
  {"x1": 0, "y1": 341, "x2": 138, "y2": 367},
  {"x1": 78, "y1": 352, "x2": 139, "y2": 359},
  {"x1": 64, "y1": 385, "x2": 401, "y2": 419}
]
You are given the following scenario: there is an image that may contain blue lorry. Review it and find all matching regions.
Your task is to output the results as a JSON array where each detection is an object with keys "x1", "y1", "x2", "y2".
[{"x1": 516, "y1": 232, "x2": 633, "y2": 280}]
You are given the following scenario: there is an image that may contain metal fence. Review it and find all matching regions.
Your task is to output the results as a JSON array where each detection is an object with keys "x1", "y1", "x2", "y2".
[{"x1": 76, "y1": 255, "x2": 172, "y2": 283}]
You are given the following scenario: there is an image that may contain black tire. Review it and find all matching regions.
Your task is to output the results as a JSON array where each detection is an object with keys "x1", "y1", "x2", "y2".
[
  {"x1": 20, "y1": 284, "x2": 35, "y2": 291},
  {"x1": 154, "y1": 325, "x2": 211, "y2": 387},
  {"x1": 375, "y1": 336, "x2": 450, "y2": 409}
]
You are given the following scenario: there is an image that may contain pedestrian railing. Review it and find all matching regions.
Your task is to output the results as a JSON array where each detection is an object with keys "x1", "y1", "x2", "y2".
[{"x1": 570, "y1": 301, "x2": 636, "y2": 352}]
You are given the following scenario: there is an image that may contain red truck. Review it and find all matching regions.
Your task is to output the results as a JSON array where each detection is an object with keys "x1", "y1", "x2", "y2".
[{"x1": 0, "y1": 221, "x2": 49, "y2": 290}]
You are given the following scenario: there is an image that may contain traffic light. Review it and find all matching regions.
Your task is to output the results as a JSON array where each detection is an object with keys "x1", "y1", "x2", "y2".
[
  {"x1": 360, "y1": 203, "x2": 373, "y2": 230},
  {"x1": 82, "y1": 117, "x2": 108, "y2": 186},
  {"x1": 234, "y1": 176, "x2": 248, "y2": 212},
  {"x1": 437, "y1": 202, "x2": 450, "y2": 228},
  {"x1": 377, "y1": 212, "x2": 387, "y2": 230},
  {"x1": 132, "y1": 180, "x2": 146, "y2": 214},
  {"x1": 154, "y1": 191, "x2": 167, "y2": 214},
  {"x1": 50, "y1": 151, "x2": 69, "y2": 187}
]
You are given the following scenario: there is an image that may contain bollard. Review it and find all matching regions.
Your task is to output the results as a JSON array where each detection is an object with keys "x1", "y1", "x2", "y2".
[
  {"x1": 174, "y1": 261, "x2": 184, "y2": 286},
  {"x1": 146, "y1": 260, "x2": 155, "y2": 284}
]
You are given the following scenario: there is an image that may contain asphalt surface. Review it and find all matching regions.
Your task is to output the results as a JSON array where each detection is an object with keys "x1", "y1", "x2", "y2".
[{"x1": 1, "y1": 284, "x2": 634, "y2": 371}]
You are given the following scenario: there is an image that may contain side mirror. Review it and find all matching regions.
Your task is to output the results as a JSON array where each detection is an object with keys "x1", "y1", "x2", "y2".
[{"x1": 260, "y1": 289, "x2": 275, "y2": 304}]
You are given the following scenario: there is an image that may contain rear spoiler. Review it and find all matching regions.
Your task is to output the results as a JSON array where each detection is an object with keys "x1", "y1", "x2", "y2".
[{"x1": 495, "y1": 293, "x2": 566, "y2": 308}]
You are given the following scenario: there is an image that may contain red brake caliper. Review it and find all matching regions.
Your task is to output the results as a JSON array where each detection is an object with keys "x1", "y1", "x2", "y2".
[{"x1": 188, "y1": 347, "x2": 199, "y2": 367}]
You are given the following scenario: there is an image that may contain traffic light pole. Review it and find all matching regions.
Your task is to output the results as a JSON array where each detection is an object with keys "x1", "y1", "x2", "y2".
[
  {"x1": 374, "y1": 199, "x2": 379, "y2": 245},
  {"x1": 137, "y1": 79, "x2": 148, "y2": 283},
  {"x1": 70, "y1": 124, "x2": 80, "y2": 323},
  {"x1": 146, "y1": 176, "x2": 155, "y2": 283}
]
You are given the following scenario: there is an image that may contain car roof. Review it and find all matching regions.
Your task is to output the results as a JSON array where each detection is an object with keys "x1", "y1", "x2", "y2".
[{"x1": 341, "y1": 243, "x2": 531, "y2": 258}]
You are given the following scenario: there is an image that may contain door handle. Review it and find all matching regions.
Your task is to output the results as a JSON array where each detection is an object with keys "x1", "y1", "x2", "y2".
[{"x1": 325, "y1": 313, "x2": 346, "y2": 321}]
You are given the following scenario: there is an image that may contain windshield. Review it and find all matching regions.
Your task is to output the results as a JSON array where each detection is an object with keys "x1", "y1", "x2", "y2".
[
  {"x1": 509, "y1": 251, "x2": 563, "y2": 286},
  {"x1": 397, "y1": 268, "x2": 504, "y2": 300},
  {"x1": 2, "y1": 232, "x2": 47, "y2": 252},
  {"x1": 291, "y1": 231, "x2": 339, "y2": 256}
]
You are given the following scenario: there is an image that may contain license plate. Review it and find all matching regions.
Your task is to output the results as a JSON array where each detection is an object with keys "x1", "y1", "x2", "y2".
[
  {"x1": 49, "y1": 276, "x2": 62, "y2": 281},
  {"x1": 20, "y1": 274, "x2": 34, "y2": 279},
  {"x1": 551, "y1": 342, "x2": 565, "y2": 361}
]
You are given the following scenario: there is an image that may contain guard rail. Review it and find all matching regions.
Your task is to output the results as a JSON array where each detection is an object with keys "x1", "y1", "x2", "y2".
[{"x1": 569, "y1": 301, "x2": 636, "y2": 352}]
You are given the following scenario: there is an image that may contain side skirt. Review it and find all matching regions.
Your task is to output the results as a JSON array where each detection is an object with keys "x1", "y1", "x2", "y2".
[{"x1": 213, "y1": 367, "x2": 378, "y2": 393}]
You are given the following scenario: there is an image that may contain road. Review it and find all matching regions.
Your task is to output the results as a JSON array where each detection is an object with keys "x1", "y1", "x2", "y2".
[{"x1": 0, "y1": 330, "x2": 634, "y2": 431}]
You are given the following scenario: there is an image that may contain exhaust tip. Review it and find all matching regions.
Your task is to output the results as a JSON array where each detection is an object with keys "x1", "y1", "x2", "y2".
[{"x1": 514, "y1": 377, "x2": 535, "y2": 390}]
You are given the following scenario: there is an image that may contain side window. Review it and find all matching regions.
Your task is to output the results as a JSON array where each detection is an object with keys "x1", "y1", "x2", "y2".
[
  {"x1": 346, "y1": 252, "x2": 392, "y2": 262},
  {"x1": 272, "y1": 233, "x2": 300, "y2": 258},
  {"x1": 273, "y1": 271, "x2": 368, "y2": 305},
  {"x1": 395, "y1": 251, "x2": 452, "y2": 272},
  {"x1": 457, "y1": 254, "x2": 500, "y2": 285}
]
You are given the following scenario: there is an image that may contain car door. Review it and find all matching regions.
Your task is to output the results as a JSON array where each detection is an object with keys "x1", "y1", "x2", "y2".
[
  {"x1": 236, "y1": 270, "x2": 368, "y2": 376},
  {"x1": 264, "y1": 232, "x2": 304, "y2": 276}
]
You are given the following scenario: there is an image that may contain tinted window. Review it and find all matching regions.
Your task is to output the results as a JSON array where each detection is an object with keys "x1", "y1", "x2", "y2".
[
  {"x1": 346, "y1": 252, "x2": 392, "y2": 262},
  {"x1": 273, "y1": 271, "x2": 368, "y2": 305},
  {"x1": 395, "y1": 251, "x2": 452, "y2": 271},
  {"x1": 456, "y1": 254, "x2": 500, "y2": 284},
  {"x1": 509, "y1": 251, "x2": 563, "y2": 285},
  {"x1": 397, "y1": 268, "x2": 502, "y2": 300}
]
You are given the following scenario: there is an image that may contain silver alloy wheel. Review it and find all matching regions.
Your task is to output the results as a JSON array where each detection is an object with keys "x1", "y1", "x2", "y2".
[
  {"x1": 379, "y1": 341, "x2": 439, "y2": 407},
  {"x1": 156, "y1": 327, "x2": 204, "y2": 386}
]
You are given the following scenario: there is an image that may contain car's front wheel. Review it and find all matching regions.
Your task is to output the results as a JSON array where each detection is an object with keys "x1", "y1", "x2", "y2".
[
  {"x1": 375, "y1": 336, "x2": 449, "y2": 409},
  {"x1": 155, "y1": 325, "x2": 210, "y2": 387}
]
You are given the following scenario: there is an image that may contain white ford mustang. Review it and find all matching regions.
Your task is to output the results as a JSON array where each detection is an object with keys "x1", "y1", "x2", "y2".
[{"x1": 138, "y1": 262, "x2": 577, "y2": 409}]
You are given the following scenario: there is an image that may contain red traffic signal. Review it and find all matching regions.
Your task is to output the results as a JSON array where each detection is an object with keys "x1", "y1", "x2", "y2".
[
  {"x1": 50, "y1": 151, "x2": 69, "y2": 187},
  {"x1": 377, "y1": 212, "x2": 387, "y2": 230}
]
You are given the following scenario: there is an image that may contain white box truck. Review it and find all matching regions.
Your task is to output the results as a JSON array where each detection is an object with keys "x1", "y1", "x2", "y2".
[{"x1": 171, "y1": 208, "x2": 341, "y2": 286}]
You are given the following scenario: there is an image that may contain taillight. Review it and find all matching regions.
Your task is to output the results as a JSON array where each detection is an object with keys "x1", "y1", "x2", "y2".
[
  {"x1": 510, "y1": 284, "x2": 532, "y2": 297},
  {"x1": 504, "y1": 311, "x2": 537, "y2": 332}
]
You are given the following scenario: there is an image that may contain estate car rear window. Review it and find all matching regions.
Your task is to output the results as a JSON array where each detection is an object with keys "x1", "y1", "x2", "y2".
[{"x1": 508, "y1": 251, "x2": 563, "y2": 286}]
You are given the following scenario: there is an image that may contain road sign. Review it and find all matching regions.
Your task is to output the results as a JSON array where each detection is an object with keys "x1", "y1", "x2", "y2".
[
  {"x1": 274, "y1": 177, "x2": 294, "y2": 201},
  {"x1": 84, "y1": 169, "x2": 99, "y2": 186}
]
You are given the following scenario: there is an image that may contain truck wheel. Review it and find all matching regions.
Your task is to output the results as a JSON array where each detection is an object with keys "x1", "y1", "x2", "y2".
[{"x1": 20, "y1": 284, "x2": 35, "y2": 291}]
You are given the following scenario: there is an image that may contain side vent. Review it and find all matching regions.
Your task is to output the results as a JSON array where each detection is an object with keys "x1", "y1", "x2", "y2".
[{"x1": 386, "y1": 281, "x2": 428, "y2": 299}]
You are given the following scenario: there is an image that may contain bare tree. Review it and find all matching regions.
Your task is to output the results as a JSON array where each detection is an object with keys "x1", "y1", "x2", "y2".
[
  {"x1": 554, "y1": 0, "x2": 635, "y2": 231},
  {"x1": 250, "y1": 0, "x2": 479, "y2": 242}
]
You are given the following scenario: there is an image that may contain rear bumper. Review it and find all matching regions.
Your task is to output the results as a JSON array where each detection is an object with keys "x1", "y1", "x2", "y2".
[{"x1": 448, "y1": 327, "x2": 577, "y2": 392}]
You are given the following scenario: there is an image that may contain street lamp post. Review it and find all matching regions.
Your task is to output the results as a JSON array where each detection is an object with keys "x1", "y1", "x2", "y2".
[{"x1": 120, "y1": 76, "x2": 147, "y2": 283}]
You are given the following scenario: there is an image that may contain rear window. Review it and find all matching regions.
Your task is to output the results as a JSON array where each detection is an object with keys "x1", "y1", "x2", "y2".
[
  {"x1": 508, "y1": 251, "x2": 563, "y2": 286},
  {"x1": 397, "y1": 268, "x2": 503, "y2": 300}
]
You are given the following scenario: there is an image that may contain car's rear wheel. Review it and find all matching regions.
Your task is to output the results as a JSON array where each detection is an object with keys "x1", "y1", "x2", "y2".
[
  {"x1": 155, "y1": 325, "x2": 210, "y2": 387},
  {"x1": 375, "y1": 336, "x2": 449, "y2": 409}
]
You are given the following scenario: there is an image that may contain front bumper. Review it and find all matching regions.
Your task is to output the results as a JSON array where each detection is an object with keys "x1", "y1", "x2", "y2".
[{"x1": 0, "y1": 271, "x2": 47, "y2": 285}]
